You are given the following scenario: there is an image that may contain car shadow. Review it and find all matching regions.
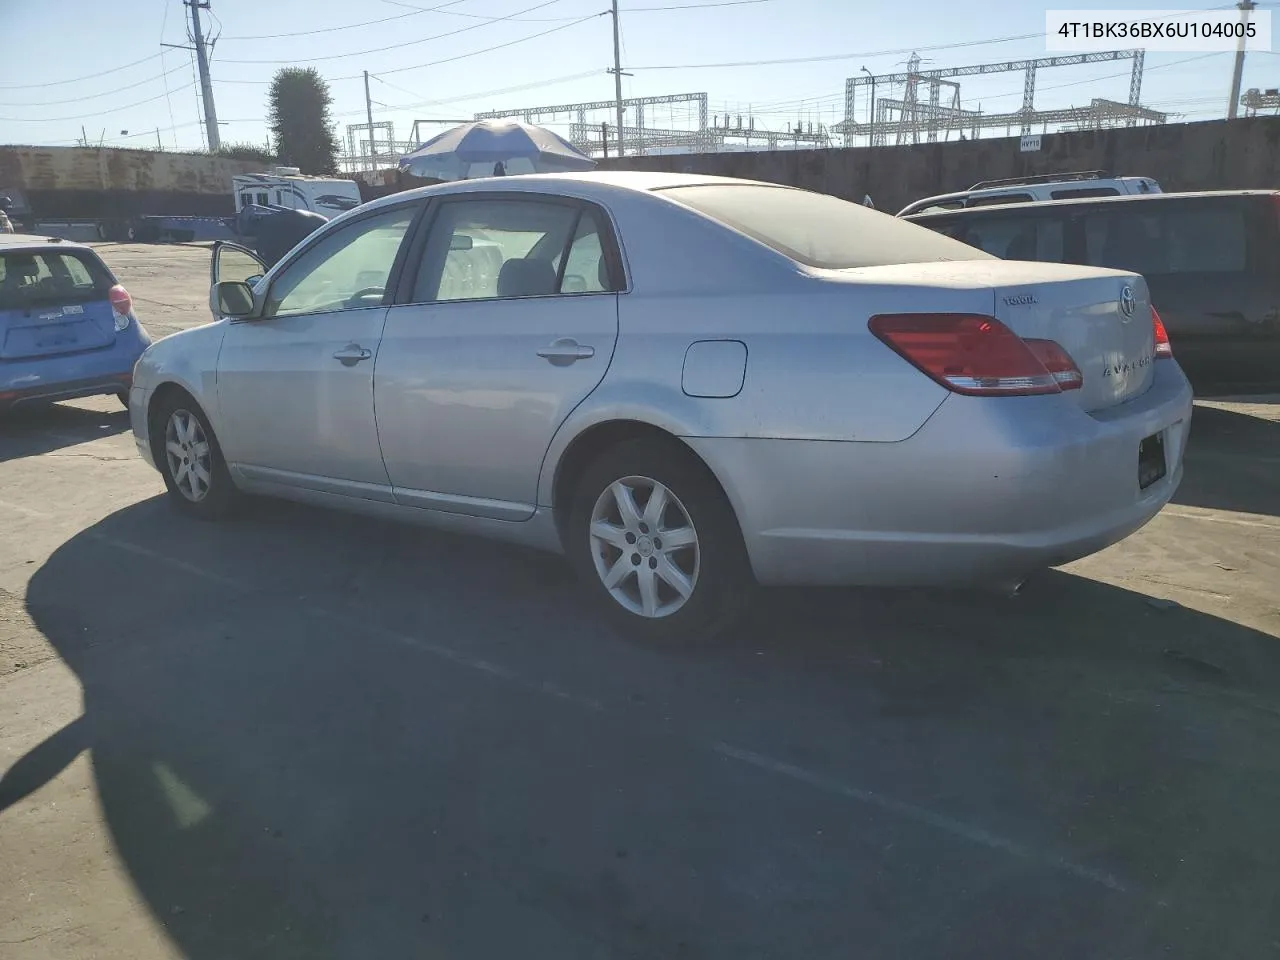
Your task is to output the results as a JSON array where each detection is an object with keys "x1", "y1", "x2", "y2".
[
  {"x1": 6, "y1": 496, "x2": 1280, "y2": 958},
  {"x1": 0, "y1": 401, "x2": 130, "y2": 463},
  {"x1": 1174, "y1": 405, "x2": 1280, "y2": 518}
]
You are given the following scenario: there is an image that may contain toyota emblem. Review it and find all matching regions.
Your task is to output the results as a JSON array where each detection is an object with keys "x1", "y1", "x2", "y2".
[{"x1": 1119, "y1": 285, "x2": 1136, "y2": 321}]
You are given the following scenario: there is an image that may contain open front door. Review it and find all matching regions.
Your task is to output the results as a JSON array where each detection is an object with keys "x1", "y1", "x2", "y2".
[{"x1": 209, "y1": 242, "x2": 267, "y2": 319}]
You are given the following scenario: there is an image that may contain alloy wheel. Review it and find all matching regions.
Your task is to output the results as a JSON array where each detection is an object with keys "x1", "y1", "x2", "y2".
[
  {"x1": 164, "y1": 409, "x2": 213, "y2": 503},
  {"x1": 589, "y1": 475, "x2": 700, "y2": 618}
]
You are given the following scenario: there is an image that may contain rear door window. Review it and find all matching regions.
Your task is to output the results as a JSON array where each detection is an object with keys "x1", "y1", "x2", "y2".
[
  {"x1": 1049, "y1": 187, "x2": 1120, "y2": 200},
  {"x1": 0, "y1": 249, "x2": 111, "y2": 309},
  {"x1": 965, "y1": 192, "x2": 1034, "y2": 208},
  {"x1": 1083, "y1": 202, "x2": 1248, "y2": 275},
  {"x1": 937, "y1": 215, "x2": 1065, "y2": 262},
  {"x1": 412, "y1": 198, "x2": 583, "y2": 303}
]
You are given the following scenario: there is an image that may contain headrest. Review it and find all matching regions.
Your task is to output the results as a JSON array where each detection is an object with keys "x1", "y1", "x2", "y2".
[
  {"x1": 4, "y1": 254, "x2": 39, "y2": 279},
  {"x1": 497, "y1": 257, "x2": 556, "y2": 298}
]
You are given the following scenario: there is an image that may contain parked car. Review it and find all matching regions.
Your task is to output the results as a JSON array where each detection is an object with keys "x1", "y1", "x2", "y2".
[
  {"x1": 904, "y1": 190, "x2": 1280, "y2": 390},
  {"x1": 1, "y1": 236, "x2": 151, "y2": 410},
  {"x1": 128, "y1": 173, "x2": 1191, "y2": 643},
  {"x1": 896, "y1": 171, "x2": 1161, "y2": 217}
]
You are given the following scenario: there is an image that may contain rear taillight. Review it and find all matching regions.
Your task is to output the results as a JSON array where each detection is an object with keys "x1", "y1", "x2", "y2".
[
  {"x1": 108, "y1": 284, "x2": 132, "y2": 331},
  {"x1": 1025, "y1": 338, "x2": 1084, "y2": 390},
  {"x1": 869, "y1": 313, "x2": 1079, "y2": 396},
  {"x1": 1152, "y1": 306, "x2": 1172, "y2": 359}
]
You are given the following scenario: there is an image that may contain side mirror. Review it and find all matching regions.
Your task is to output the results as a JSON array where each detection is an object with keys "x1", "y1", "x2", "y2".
[
  {"x1": 214, "y1": 280, "x2": 258, "y2": 318},
  {"x1": 449, "y1": 234, "x2": 474, "y2": 251}
]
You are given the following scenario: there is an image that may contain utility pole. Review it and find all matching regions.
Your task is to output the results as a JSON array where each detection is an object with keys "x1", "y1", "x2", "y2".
[
  {"x1": 1227, "y1": 0, "x2": 1257, "y2": 120},
  {"x1": 364, "y1": 71, "x2": 377, "y2": 176},
  {"x1": 601, "y1": 122, "x2": 609, "y2": 159},
  {"x1": 860, "y1": 67, "x2": 876, "y2": 145},
  {"x1": 185, "y1": 0, "x2": 220, "y2": 150},
  {"x1": 156, "y1": 128, "x2": 163, "y2": 150},
  {"x1": 610, "y1": 0, "x2": 625, "y2": 156}
]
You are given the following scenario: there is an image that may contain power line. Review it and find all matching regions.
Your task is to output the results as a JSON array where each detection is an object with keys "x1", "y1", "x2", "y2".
[
  {"x1": 624, "y1": 0, "x2": 774, "y2": 9},
  {"x1": 970, "y1": 52, "x2": 1226, "y2": 105},
  {"x1": 0, "y1": 52, "x2": 165, "y2": 90},
  {"x1": 628, "y1": 32, "x2": 1044, "y2": 70},
  {"x1": 215, "y1": 12, "x2": 603, "y2": 83},
  {"x1": 381, "y1": 0, "x2": 590, "y2": 22},
  {"x1": 218, "y1": 0, "x2": 758, "y2": 44},
  {"x1": 390, "y1": 0, "x2": 776, "y2": 18},
  {"x1": 38, "y1": 118, "x2": 210, "y2": 147},
  {"x1": 370, "y1": 69, "x2": 599, "y2": 106},
  {"x1": 214, "y1": 0, "x2": 573, "y2": 64},
  {"x1": 157, "y1": 0, "x2": 180, "y2": 148},
  {"x1": 0, "y1": 64, "x2": 189, "y2": 108},
  {"x1": 218, "y1": 0, "x2": 473, "y2": 41},
  {"x1": 0, "y1": 83, "x2": 196, "y2": 123}
]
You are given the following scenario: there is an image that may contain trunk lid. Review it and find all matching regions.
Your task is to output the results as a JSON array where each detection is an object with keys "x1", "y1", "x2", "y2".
[
  {"x1": 990, "y1": 269, "x2": 1154, "y2": 412},
  {"x1": 0, "y1": 300, "x2": 116, "y2": 360},
  {"x1": 825, "y1": 260, "x2": 1156, "y2": 412},
  {"x1": 0, "y1": 246, "x2": 118, "y2": 360}
]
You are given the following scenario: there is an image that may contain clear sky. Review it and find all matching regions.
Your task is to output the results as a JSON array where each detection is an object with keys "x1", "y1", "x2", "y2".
[{"x1": 1, "y1": 0, "x2": 1276, "y2": 155}]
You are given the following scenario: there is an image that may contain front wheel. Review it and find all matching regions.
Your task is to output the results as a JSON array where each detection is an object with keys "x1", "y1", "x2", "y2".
[
  {"x1": 153, "y1": 396, "x2": 240, "y2": 520},
  {"x1": 566, "y1": 438, "x2": 753, "y2": 645}
]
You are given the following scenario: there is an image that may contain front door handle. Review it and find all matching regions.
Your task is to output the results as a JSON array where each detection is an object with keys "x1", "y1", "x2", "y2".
[
  {"x1": 333, "y1": 343, "x2": 373, "y2": 366},
  {"x1": 536, "y1": 338, "x2": 595, "y2": 366}
]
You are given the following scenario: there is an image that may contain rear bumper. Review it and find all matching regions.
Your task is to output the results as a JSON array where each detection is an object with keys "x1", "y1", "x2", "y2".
[
  {"x1": 0, "y1": 326, "x2": 151, "y2": 409},
  {"x1": 687, "y1": 361, "x2": 1194, "y2": 589}
]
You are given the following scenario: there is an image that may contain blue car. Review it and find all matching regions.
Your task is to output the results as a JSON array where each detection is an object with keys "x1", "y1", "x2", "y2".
[{"x1": 0, "y1": 236, "x2": 151, "y2": 410}]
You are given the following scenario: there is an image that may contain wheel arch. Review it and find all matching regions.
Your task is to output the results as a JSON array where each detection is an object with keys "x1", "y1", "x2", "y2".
[
  {"x1": 146, "y1": 381, "x2": 209, "y2": 465},
  {"x1": 548, "y1": 418, "x2": 742, "y2": 553}
]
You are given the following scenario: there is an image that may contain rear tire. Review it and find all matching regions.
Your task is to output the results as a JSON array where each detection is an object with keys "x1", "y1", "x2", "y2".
[
  {"x1": 566, "y1": 437, "x2": 753, "y2": 645},
  {"x1": 152, "y1": 394, "x2": 240, "y2": 521}
]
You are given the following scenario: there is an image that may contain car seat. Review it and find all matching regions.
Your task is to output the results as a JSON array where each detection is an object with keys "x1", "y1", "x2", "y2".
[{"x1": 497, "y1": 258, "x2": 557, "y2": 298}]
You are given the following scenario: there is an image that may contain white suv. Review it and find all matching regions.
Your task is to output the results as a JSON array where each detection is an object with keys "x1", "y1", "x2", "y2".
[{"x1": 896, "y1": 171, "x2": 1161, "y2": 217}]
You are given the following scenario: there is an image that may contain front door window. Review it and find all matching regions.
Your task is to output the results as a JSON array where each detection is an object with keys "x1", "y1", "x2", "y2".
[{"x1": 264, "y1": 206, "x2": 417, "y2": 318}]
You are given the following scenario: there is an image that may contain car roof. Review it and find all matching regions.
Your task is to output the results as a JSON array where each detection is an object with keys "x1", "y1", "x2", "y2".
[
  {"x1": 361, "y1": 170, "x2": 793, "y2": 213},
  {"x1": 904, "y1": 189, "x2": 1279, "y2": 219},
  {"x1": 0, "y1": 234, "x2": 92, "y2": 252}
]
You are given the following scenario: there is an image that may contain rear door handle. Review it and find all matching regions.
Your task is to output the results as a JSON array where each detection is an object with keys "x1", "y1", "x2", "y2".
[
  {"x1": 333, "y1": 343, "x2": 373, "y2": 366},
  {"x1": 537, "y1": 338, "x2": 595, "y2": 366}
]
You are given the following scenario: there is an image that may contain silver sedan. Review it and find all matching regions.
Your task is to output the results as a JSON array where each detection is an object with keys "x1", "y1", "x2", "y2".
[{"x1": 129, "y1": 172, "x2": 1193, "y2": 643}]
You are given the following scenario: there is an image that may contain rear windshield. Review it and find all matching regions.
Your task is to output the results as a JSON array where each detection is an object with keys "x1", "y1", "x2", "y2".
[
  {"x1": 658, "y1": 184, "x2": 993, "y2": 270},
  {"x1": 0, "y1": 248, "x2": 112, "y2": 310}
]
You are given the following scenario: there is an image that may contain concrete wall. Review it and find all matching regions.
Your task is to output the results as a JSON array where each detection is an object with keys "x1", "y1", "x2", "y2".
[
  {"x1": 0, "y1": 146, "x2": 270, "y2": 219},
  {"x1": 596, "y1": 117, "x2": 1280, "y2": 213}
]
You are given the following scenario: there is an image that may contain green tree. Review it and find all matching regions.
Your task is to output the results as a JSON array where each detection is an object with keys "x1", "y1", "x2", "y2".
[
  {"x1": 211, "y1": 141, "x2": 276, "y2": 163},
  {"x1": 267, "y1": 67, "x2": 340, "y2": 175}
]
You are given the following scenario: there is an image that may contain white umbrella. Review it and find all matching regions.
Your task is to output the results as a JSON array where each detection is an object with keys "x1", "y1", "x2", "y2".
[{"x1": 399, "y1": 119, "x2": 596, "y2": 181}]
